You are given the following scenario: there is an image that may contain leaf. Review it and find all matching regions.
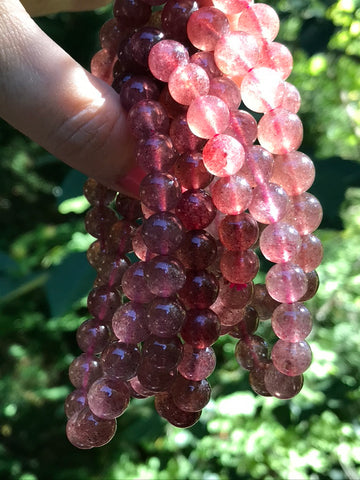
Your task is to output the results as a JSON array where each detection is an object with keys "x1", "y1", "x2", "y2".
[
  {"x1": 0, "y1": 251, "x2": 18, "y2": 274},
  {"x1": 56, "y1": 170, "x2": 87, "y2": 207}
]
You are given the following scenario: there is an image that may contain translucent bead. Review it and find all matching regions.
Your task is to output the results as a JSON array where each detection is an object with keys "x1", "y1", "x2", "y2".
[
  {"x1": 161, "y1": 0, "x2": 198, "y2": 42},
  {"x1": 64, "y1": 389, "x2": 87, "y2": 419},
  {"x1": 142, "y1": 212, "x2": 184, "y2": 255},
  {"x1": 137, "y1": 361, "x2": 177, "y2": 392},
  {"x1": 88, "y1": 377, "x2": 130, "y2": 419},
  {"x1": 220, "y1": 249, "x2": 259, "y2": 284},
  {"x1": 155, "y1": 392, "x2": 201, "y2": 427},
  {"x1": 121, "y1": 262, "x2": 155, "y2": 303},
  {"x1": 282, "y1": 193, "x2": 323, "y2": 235},
  {"x1": 176, "y1": 189, "x2": 216, "y2": 230},
  {"x1": 212, "y1": 0, "x2": 252, "y2": 16},
  {"x1": 84, "y1": 206, "x2": 117, "y2": 239},
  {"x1": 142, "y1": 335, "x2": 183, "y2": 369},
  {"x1": 127, "y1": 100, "x2": 169, "y2": 139},
  {"x1": 271, "y1": 151, "x2": 315, "y2": 195},
  {"x1": 191, "y1": 51, "x2": 223, "y2": 78},
  {"x1": 181, "y1": 308, "x2": 221, "y2": 347},
  {"x1": 113, "y1": 0, "x2": 151, "y2": 27},
  {"x1": 209, "y1": 76, "x2": 241, "y2": 110},
  {"x1": 148, "y1": 39, "x2": 189, "y2": 82},
  {"x1": 145, "y1": 255, "x2": 186, "y2": 297},
  {"x1": 251, "y1": 283, "x2": 280, "y2": 321},
  {"x1": 168, "y1": 64, "x2": 210, "y2": 105},
  {"x1": 101, "y1": 341, "x2": 141, "y2": 380},
  {"x1": 176, "y1": 230, "x2": 217, "y2": 270},
  {"x1": 219, "y1": 213, "x2": 259, "y2": 251},
  {"x1": 235, "y1": 335, "x2": 269, "y2": 370},
  {"x1": 126, "y1": 27, "x2": 164, "y2": 68},
  {"x1": 225, "y1": 110, "x2": 257, "y2": 146},
  {"x1": 187, "y1": 95, "x2": 230, "y2": 139},
  {"x1": 300, "y1": 270, "x2": 319, "y2": 302},
  {"x1": 136, "y1": 134, "x2": 176, "y2": 174},
  {"x1": 257, "y1": 108, "x2": 303, "y2": 155},
  {"x1": 69, "y1": 353, "x2": 102, "y2": 390},
  {"x1": 120, "y1": 75, "x2": 160, "y2": 112},
  {"x1": 66, "y1": 407, "x2": 117, "y2": 449},
  {"x1": 214, "y1": 32, "x2": 259, "y2": 77},
  {"x1": 87, "y1": 286, "x2": 121, "y2": 323},
  {"x1": 76, "y1": 319, "x2": 110, "y2": 354},
  {"x1": 241, "y1": 67, "x2": 285, "y2": 113},
  {"x1": 115, "y1": 195, "x2": 142, "y2": 221},
  {"x1": 213, "y1": 278, "x2": 253, "y2": 309},
  {"x1": 272, "y1": 302, "x2": 312, "y2": 342},
  {"x1": 178, "y1": 344, "x2": 216, "y2": 380},
  {"x1": 112, "y1": 301, "x2": 149, "y2": 344},
  {"x1": 266, "y1": 262, "x2": 308, "y2": 303},
  {"x1": 170, "y1": 114, "x2": 206, "y2": 153},
  {"x1": 106, "y1": 220, "x2": 135, "y2": 256},
  {"x1": 264, "y1": 364, "x2": 304, "y2": 399},
  {"x1": 170, "y1": 376, "x2": 211, "y2": 412},
  {"x1": 83, "y1": 178, "x2": 116, "y2": 206},
  {"x1": 249, "y1": 366, "x2": 272, "y2": 396},
  {"x1": 260, "y1": 222, "x2": 301, "y2": 263},
  {"x1": 87, "y1": 241, "x2": 105, "y2": 270},
  {"x1": 97, "y1": 256, "x2": 129, "y2": 287},
  {"x1": 159, "y1": 85, "x2": 188, "y2": 119},
  {"x1": 178, "y1": 270, "x2": 219, "y2": 309},
  {"x1": 280, "y1": 82, "x2": 301, "y2": 113},
  {"x1": 211, "y1": 175, "x2": 252, "y2": 215},
  {"x1": 237, "y1": 3, "x2": 279, "y2": 41},
  {"x1": 240, "y1": 145, "x2": 274, "y2": 187},
  {"x1": 296, "y1": 234, "x2": 323, "y2": 272},
  {"x1": 187, "y1": 7, "x2": 230, "y2": 51},
  {"x1": 248, "y1": 182, "x2": 289, "y2": 224},
  {"x1": 147, "y1": 297, "x2": 186, "y2": 337},
  {"x1": 257, "y1": 41, "x2": 293, "y2": 79},
  {"x1": 128, "y1": 376, "x2": 154, "y2": 398},
  {"x1": 228, "y1": 306, "x2": 259, "y2": 338},
  {"x1": 99, "y1": 18, "x2": 126, "y2": 56},
  {"x1": 203, "y1": 134, "x2": 245, "y2": 177},
  {"x1": 140, "y1": 172, "x2": 181, "y2": 212},
  {"x1": 174, "y1": 151, "x2": 213, "y2": 189},
  {"x1": 90, "y1": 49, "x2": 115, "y2": 85},
  {"x1": 132, "y1": 226, "x2": 156, "y2": 262},
  {"x1": 272, "y1": 340, "x2": 312, "y2": 376}
]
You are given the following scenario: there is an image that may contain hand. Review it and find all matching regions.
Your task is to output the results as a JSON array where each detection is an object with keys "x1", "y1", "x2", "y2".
[
  {"x1": 21, "y1": 0, "x2": 111, "y2": 17},
  {"x1": 0, "y1": 0, "x2": 139, "y2": 197}
]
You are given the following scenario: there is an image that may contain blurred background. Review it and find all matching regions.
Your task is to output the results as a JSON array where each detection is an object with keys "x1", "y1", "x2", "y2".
[{"x1": 0, "y1": 0, "x2": 359, "y2": 479}]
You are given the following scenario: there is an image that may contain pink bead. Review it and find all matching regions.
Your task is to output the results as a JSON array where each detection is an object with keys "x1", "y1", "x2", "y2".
[
  {"x1": 225, "y1": 110, "x2": 257, "y2": 146},
  {"x1": 240, "y1": 145, "x2": 274, "y2": 187},
  {"x1": 203, "y1": 134, "x2": 245, "y2": 176},
  {"x1": 282, "y1": 192, "x2": 323, "y2": 234},
  {"x1": 241, "y1": 67, "x2": 285, "y2": 113},
  {"x1": 272, "y1": 302, "x2": 312, "y2": 342},
  {"x1": 235, "y1": 335, "x2": 269, "y2": 370},
  {"x1": 209, "y1": 76, "x2": 241, "y2": 110},
  {"x1": 90, "y1": 49, "x2": 115, "y2": 85},
  {"x1": 213, "y1": 277, "x2": 253, "y2": 309},
  {"x1": 237, "y1": 3, "x2": 280, "y2": 41},
  {"x1": 178, "y1": 344, "x2": 216, "y2": 380},
  {"x1": 212, "y1": 0, "x2": 252, "y2": 15},
  {"x1": 248, "y1": 182, "x2": 289, "y2": 224},
  {"x1": 272, "y1": 340, "x2": 312, "y2": 376},
  {"x1": 191, "y1": 51, "x2": 223, "y2": 78},
  {"x1": 218, "y1": 213, "x2": 259, "y2": 251},
  {"x1": 296, "y1": 234, "x2": 323, "y2": 272},
  {"x1": 168, "y1": 64, "x2": 210, "y2": 105},
  {"x1": 220, "y1": 249, "x2": 259, "y2": 284},
  {"x1": 187, "y1": 95, "x2": 230, "y2": 139},
  {"x1": 148, "y1": 39, "x2": 189, "y2": 82},
  {"x1": 211, "y1": 175, "x2": 252, "y2": 215},
  {"x1": 260, "y1": 223, "x2": 301, "y2": 263},
  {"x1": 257, "y1": 108, "x2": 303, "y2": 154},
  {"x1": 214, "y1": 31, "x2": 259, "y2": 77},
  {"x1": 280, "y1": 82, "x2": 301, "y2": 113},
  {"x1": 187, "y1": 7, "x2": 231, "y2": 51},
  {"x1": 257, "y1": 41, "x2": 293, "y2": 79},
  {"x1": 264, "y1": 364, "x2": 303, "y2": 399},
  {"x1": 271, "y1": 151, "x2": 315, "y2": 195},
  {"x1": 266, "y1": 262, "x2": 308, "y2": 303}
]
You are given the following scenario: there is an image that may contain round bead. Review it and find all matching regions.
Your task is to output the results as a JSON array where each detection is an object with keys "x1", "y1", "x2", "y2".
[
  {"x1": 174, "y1": 151, "x2": 213, "y2": 189},
  {"x1": 84, "y1": 206, "x2": 117, "y2": 239},
  {"x1": 121, "y1": 262, "x2": 155, "y2": 303},
  {"x1": 264, "y1": 364, "x2": 304, "y2": 399},
  {"x1": 83, "y1": 178, "x2": 116, "y2": 206},
  {"x1": 120, "y1": 75, "x2": 160, "y2": 111},
  {"x1": 140, "y1": 172, "x2": 181, "y2": 212},
  {"x1": 145, "y1": 255, "x2": 186, "y2": 297},
  {"x1": 203, "y1": 134, "x2": 245, "y2": 177},
  {"x1": 64, "y1": 389, "x2": 87, "y2": 419},
  {"x1": 211, "y1": 175, "x2": 252, "y2": 215},
  {"x1": 113, "y1": 0, "x2": 151, "y2": 27},
  {"x1": 69, "y1": 354, "x2": 102, "y2": 390},
  {"x1": 127, "y1": 27, "x2": 164, "y2": 68},
  {"x1": 148, "y1": 39, "x2": 189, "y2": 82},
  {"x1": 219, "y1": 213, "x2": 259, "y2": 251},
  {"x1": 147, "y1": 297, "x2": 186, "y2": 337},
  {"x1": 178, "y1": 344, "x2": 216, "y2": 380},
  {"x1": 76, "y1": 319, "x2": 110, "y2": 354},
  {"x1": 170, "y1": 376, "x2": 211, "y2": 412},
  {"x1": 213, "y1": 277, "x2": 253, "y2": 309},
  {"x1": 241, "y1": 67, "x2": 285, "y2": 113},
  {"x1": 241, "y1": 145, "x2": 274, "y2": 187},
  {"x1": 258, "y1": 41, "x2": 293, "y2": 80},
  {"x1": 209, "y1": 76, "x2": 241, "y2": 110},
  {"x1": 155, "y1": 392, "x2": 201, "y2": 427},
  {"x1": 161, "y1": 0, "x2": 198, "y2": 42},
  {"x1": 214, "y1": 31, "x2": 259, "y2": 77},
  {"x1": 237, "y1": 3, "x2": 279, "y2": 40},
  {"x1": 272, "y1": 302, "x2": 312, "y2": 342},
  {"x1": 176, "y1": 230, "x2": 217, "y2": 270},
  {"x1": 260, "y1": 223, "x2": 301, "y2": 263},
  {"x1": 88, "y1": 377, "x2": 130, "y2": 419},
  {"x1": 187, "y1": 7, "x2": 230, "y2": 51},
  {"x1": 249, "y1": 366, "x2": 272, "y2": 397},
  {"x1": 282, "y1": 193, "x2": 323, "y2": 235},
  {"x1": 235, "y1": 335, "x2": 269, "y2": 370},
  {"x1": 101, "y1": 341, "x2": 141, "y2": 380},
  {"x1": 136, "y1": 134, "x2": 177, "y2": 173},
  {"x1": 176, "y1": 189, "x2": 217, "y2": 230},
  {"x1": 112, "y1": 301, "x2": 149, "y2": 344},
  {"x1": 142, "y1": 212, "x2": 184, "y2": 255},
  {"x1": 142, "y1": 335, "x2": 183, "y2": 369},
  {"x1": 87, "y1": 286, "x2": 121, "y2": 323},
  {"x1": 248, "y1": 182, "x2": 289, "y2": 224},
  {"x1": 271, "y1": 340, "x2": 312, "y2": 376},
  {"x1": 181, "y1": 308, "x2": 221, "y2": 347},
  {"x1": 168, "y1": 64, "x2": 210, "y2": 105},
  {"x1": 225, "y1": 109, "x2": 257, "y2": 146},
  {"x1": 170, "y1": 114, "x2": 206, "y2": 153},
  {"x1": 187, "y1": 95, "x2": 230, "y2": 139},
  {"x1": 296, "y1": 234, "x2": 323, "y2": 272},
  {"x1": 212, "y1": 0, "x2": 251, "y2": 15},
  {"x1": 300, "y1": 270, "x2": 319, "y2": 301},
  {"x1": 137, "y1": 361, "x2": 177, "y2": 392},
  {"x1": 191, "y1": 51, "x2": 223, "y2": 78},
  {"x1": 281, "y1": 82, "x2": 301, "y2": 113},
  {"x1": 127, "y1": 100, "x2": 169, "y2": 139},
  {"x1": 251, "y1": 283, "x2": 280, "y2": 321},
  {"x1": 266, "y1": 262, "x2": 308, "y2": 303},
  {"x1": 271, "y1": 151, "x2": 315, "y2": 195}
]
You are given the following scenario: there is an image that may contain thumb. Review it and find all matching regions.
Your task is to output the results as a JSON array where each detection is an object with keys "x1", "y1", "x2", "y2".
[{"x1": 0, "y1": 0, "x2": 139, "y2": 196}]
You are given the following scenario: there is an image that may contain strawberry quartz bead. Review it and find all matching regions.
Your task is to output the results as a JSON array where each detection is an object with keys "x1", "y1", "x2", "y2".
[
  {"x1": 91, "y1": 49, "x2": 115, "y2": 85},
  {"x1": 170, "y1": 376, "x2": 211, "y2": 412},
  {"x1": 176, "y1": 230, "x2": 217, "y2": 270},
  {"x1": 300, "y1": 270, "x2": 319, "y2": 301},
  {"x1": 126, "y1": 27, "x2": 164, "y2": 68},
  {"x1": 132, "y1": 226, "x2": 156, "y2": 261},
  {"x1": 241, "y1": 67, "x2": 285, "y2": 113},
  {"x1": 178, "y1": 270, "x2": 219, "y2": 309},
  {"x1": 139, "y1": 173, "x2": 181, "y2": 212},
  {"x1": 142, "y1": 212, "x2": 184, "y2": 255},
  {"x1": 187, "y1": 7, "x2": 230, "y2": 51},
  {"x1": 178, "y1": 344, "x2": 216, "y2": 380},
  {"x1": 128, "y1": 376, "x2": 154, "y2": 399},
  {"x1": 272, "y1": 302, "x2": 312, "y2": 342},
  {"x1": 237, "y1": 3, "x2": 280, "y2": 41},
  {"x1": 264, "y1": 364, "x2": 304, "y2": 399},
  {"x1": 248, "y1": 182, "x2": 289, "y2": 224},
  {"x1": 187, "y1": 95, "x2": 230, "y2": 139},
  {"x1": 84, "y1": 206, "x2": 117, "y2": 239},
  {"x1": 281, "y1": 83, "x2": 301, "y2": 113},
  {"x1": 235, "y1": 335, "x2": 269, "y2": 370},
  {"x1": 97, "y1": 256, "x2": 129, "y2": 287},
  {"x1": 211, "y1": 175, "x2": 252, "y2": 215},
  {"x1": 101, "y1": 341, "x2": 141, "y2": 380},
  {"x1": 257, "y1": 108, "x2": 303, "y2": 155},
  {"x1": 146, "y1": 297, "x2": 186, "y2": 337},
  {"x1": 142, "y1": 335, "x2": 183, "y2": 369},
  {"x1": 220, "y1": 249, "x2": 259, "y2": 284},
  {"x1": 121, "y1": 262, "x2": 155, "y2": 303},
  {"x1": 155, "y1": 392, "x2": 201, "y2": 427},
  {"x1": 87, "y1": 286, "x2": 121, "y2": 323},
  {"x1": 99, "y1": 18, "x2": 127, "y2": 56},
  {"x1": 115, "y1": 195, "x2": 142, "y2": 221},
  {"x1": 240, "y1": 146, "x2": 274, "y2": 187},
  {"x1": 228, "y1": 306, "x2": 259, "y2": 338},
  {"x1": 174, "y1": 151, "x2": 213, "y2": 189},
  {"x1": 212, "y1": 0, "x2": 252, "y2": 15},
  {"x1": 168, "y1": 64, "x2": 210, "y2": 105},
  {"x1": 209, "y1": 76, "x2": 241, "y2": 110},
  {"x1": 145, "y1": 255, "x2": 186, "y2": 297},
  {"x1": 191, "y1": 51, "x2": 223, "y2": 78},
  {"x1": 64, "y1": 389, "x2": 87, "y2": 419},
  {"x1": 113, "y1": 0, "x2": 151, "y2": 27},
  {"x1": 176, "y1": 189, "x2": 216, "y2": 230},
  {"x1": 88, "y1": 377, "x2": 130, "y2": 419},
  {"x1": 170, "y1": 114, "x2": 206, "y2": 153},
  {"x1": 136, "y1": 134, "x2": 177, "y2": 173},
  {"x1": 127, "y1": 100, "x2": 169, "y2": 139},
  {"x1": 266, "y1": 262, "x2": 308, "y2": 303},
  {"x1": 112, "y1": 302, "x2": 149, "y2": 344},
  {"x1": 249, "y1": 366, "x2": 272, "y2": 397},
  {"x1": 282, "y1": 192, "x2": 323, "y2": 235},
  {"x1": 225, "y1": 110, "x2": 257, "y2": 146},
  {"x1": 272, "y1": 340, "x2": 312, "y2": 376},
  {"x1": 137, "y1": 361, "x2": 177, "y2": 392},
  {"x1": 161, "y1": 0, "x2": 198, "y2": 42},
  {"x1": 214, "y1": 32, "x2": 259, "y2": 77},
  {"x1": 181, "y1": 308, "x2": 221, "y2": 347},
  {"x1": 148, "y1": 40, "x2": 189, "y2": 82},
  {"x1": 83, "y1": 178, "x2": 116, "y2": 206},
  {"x1": 120, "y1": 75, "x2": 160, "y2": 111},
  {"x1": 218, "y1": 213, "x2": 259, "y2": 251},
  {"x1": 106, "y1": 220, "x2": 135, "y2": 256},
  {"x1": 260, "y1": 222, "x2": 301, "y2": 263},
  {"x1": 251, "y1": 283, "x2": 280, "y2": 321},
  {"x1": 296, "y1": 234, "x2": 323, "y2": 272},
  {"x1": 76, "y1": 319, "x2": 110, "y2": 354},
  {"x1": 271, "y1": 151, "x2": 315, "y2": 195},
  {"x1": 203, "y1": 134, "x2": 245, "y2": 177},
  {"x1": 69, "y1": 353, "x2": 102, "y2": 390},
  {"x1": 213, "y1": 277, "x2": 253, "y2": 309},
  {"x1": 159, "y1": 86, "x2": 188, "y2": 119},
  {"x1": 258, "y1": 41, "x2": 293, "y2": 80}
]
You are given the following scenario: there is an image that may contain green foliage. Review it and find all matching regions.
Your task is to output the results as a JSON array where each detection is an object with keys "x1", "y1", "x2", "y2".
[{"x1": 0, "y1": 2, "x2": 360, "y2": 480}]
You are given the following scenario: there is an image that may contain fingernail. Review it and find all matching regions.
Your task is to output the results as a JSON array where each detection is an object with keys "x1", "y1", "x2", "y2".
[{"x1": 116, "y1": 166, "x2": 146, "y2": 199}]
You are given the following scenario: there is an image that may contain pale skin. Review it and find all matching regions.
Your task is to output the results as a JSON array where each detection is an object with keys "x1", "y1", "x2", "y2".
[{"x1": 0, "y1": 0, "x2": 139, "y2": 196}]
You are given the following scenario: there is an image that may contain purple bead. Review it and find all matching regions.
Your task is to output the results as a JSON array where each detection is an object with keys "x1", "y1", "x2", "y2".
[
  {"x1": 271, "y1": 339, "x2": 312, "y2": 376},
  {"x1": 142, "y1": 334, "x2": 183, "y2": 369},
  {"x1": 264, "y1": 363, "x2": 304, "y2": 399},
  {"x1": 101, "y1": 340, "x2": 141, "y2": 380},
  {"x1": 64, "y1": 389, "x2": 87, "y2": 419},
  {"x1": 136, "y1": 134, "x2": 177, "y2": 173},
  {"x1": 235, "y1": 335, "x2": 269, "y2": 370},
  {"x1": 127, "y1": 27, "x2": 165, "y2": 67},
  {"x1": 155, "y1": 392, "x2": 201, "y2": 427},
  {"x1": 145, "y1": 255, "x2": 186, "y2": 297},
  {"x1": 178, "y1": 344, "x2": 216, "y2": 380},
  {"x1": 128, "y1": 100, "x2": 170, "y2": 140},
  {"x1": 76, "y1": 318, "x2": 110, "y2": 354},
  {"x1": 140, "y1": 172, "x2": 181, "y2": 212},
  {"x1": 120, "y1": 75, "x2": 160, "y2": 111},
  {"x1": 170, "y1": 376, "x2": 211, "y2": 412},
  {"x1": 181, "y1": 308, "x2": 220, "y2": 348},
  {"x1": 142, "y1": 212, "x2": 184, "y2": 255},
  {"x1": 146, "y1": 297, "x2": 186, "y2": 337},
  {"x1": 178, "y1": 270, "x2": 219, "y2": 309},
  {"x1": 88, "y1": 376, "x2": 130, "y2": 419},
  {"x1": 121, "y1": 262, "x2": 156, "y2": 303},
  {"x1": 112, "y1": 301, "x2": 150, "y2": 344},
  {"x1": 68, "y1": 353, "x2": 102, "y2": 390}
]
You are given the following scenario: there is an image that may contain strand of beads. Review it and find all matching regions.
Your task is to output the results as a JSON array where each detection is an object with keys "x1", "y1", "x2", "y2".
[{"x1": 65, "y1": 0, "x2": 323, "y2": 448}]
